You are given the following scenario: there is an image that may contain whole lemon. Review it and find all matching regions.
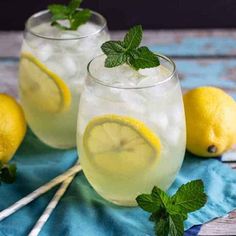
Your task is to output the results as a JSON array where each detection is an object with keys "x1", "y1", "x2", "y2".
[
  {"x1": 0, "y1": 94, "x2": 26, "y2": 163},
  {"x1": 183, "y1": 86, "x2": 236, "y2": 157}
]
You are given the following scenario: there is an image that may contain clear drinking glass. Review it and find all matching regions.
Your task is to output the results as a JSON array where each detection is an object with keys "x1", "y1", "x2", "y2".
[
  {"x1": 19, "y1": 10, "x2": 109, "y2": 149},
  {"x1": 77, "y1": 54, "x2": 186, "y2": 206}
]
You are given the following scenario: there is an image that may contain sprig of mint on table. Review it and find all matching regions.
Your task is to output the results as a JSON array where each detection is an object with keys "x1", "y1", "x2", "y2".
[
  {"x1": 0, "y1": 161, "x2": 17, "y2": 184},
  {"x1": 48, "y1": 0, "x2": 91, "y2": 30},
  {"x1": 136, "y1": 179, "x2": 207, "y2": 236},
  {"x1": 101, "y1": 25, "x2": 160, "y2": 70}
]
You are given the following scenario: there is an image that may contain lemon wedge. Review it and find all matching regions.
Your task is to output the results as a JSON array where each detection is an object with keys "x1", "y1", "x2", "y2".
[
  {"x1": 19, "y1": 52, "x2": 71, "y2": 113},
  {"x1": 83, "y1": 114, "x2": 161, "y2": 173}
]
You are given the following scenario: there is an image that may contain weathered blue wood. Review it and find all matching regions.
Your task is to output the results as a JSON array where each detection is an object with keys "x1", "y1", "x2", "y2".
[
  {"x1": 148, "y1": 31, "x2": 236, "y2": 56},
  {"x1": 175, "y1": 59, "x2": 236, "y2": 99},
  {"x1": 2, "y1": 31, "x2": 236, "y2": 57}
]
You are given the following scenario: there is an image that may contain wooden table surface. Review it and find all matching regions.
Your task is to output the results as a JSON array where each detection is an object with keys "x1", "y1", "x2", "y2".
[{"x1": 0, "y1": 30, "x2": 236, "y2": 235}]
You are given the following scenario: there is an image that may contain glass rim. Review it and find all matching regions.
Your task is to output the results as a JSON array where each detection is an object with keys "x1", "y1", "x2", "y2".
[
  {"x1": 25, "y1": 9, "x2": 107, "y2": 40},
  {"x1": 87, "y1": 53, "x2": 177, "y2": 90}
]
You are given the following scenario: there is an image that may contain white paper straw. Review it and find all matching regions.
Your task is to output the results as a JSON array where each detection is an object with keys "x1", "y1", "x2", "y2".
[
  {"x1": 0, "y1": 163, "x2": 82, "y2": 221},
  {"x1": 28, "y1": 175, "x2": 75, "y2": 236}
]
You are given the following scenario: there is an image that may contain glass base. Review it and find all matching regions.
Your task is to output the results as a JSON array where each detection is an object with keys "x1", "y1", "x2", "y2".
[
  {"x1": 37, "y1": 135, "x2": 76, "y2": 149},
  {"x1": 108, "y1": 199, "x2": 138, "y2": 207},
  {"x1": 97, "y1": 191, "x2": 138, "y2": 207}
]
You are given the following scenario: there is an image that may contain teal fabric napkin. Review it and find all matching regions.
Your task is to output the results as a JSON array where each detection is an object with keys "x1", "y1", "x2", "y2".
[{"x1": 0, "y1": 129, "x2": 236, "y2": 236}]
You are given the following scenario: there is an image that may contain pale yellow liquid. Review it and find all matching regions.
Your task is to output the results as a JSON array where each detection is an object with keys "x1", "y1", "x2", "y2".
[
  {"x1": 20, "y1": 88, "x2": 79, "y2": 148},
  {"x1": 19, "y1": 22, "x2": 109, "y2": 148},
  {"x1": 77, "y1": 77, "x2": 186, "y2": 206}
]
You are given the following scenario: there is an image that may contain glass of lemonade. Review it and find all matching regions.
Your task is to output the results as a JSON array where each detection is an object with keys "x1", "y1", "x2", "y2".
[
  {"x1": 19, "y1": 10, "x2": 109, "y2": 149},
  {"x1": 77, "y1": 54, "x2": 186, "y2": 206}
]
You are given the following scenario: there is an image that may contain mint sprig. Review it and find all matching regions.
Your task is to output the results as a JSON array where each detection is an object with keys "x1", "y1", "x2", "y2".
[
  {"x1": 48, "y1": 0, "x2": 91, "y2": 31},
  {"x1": 101, "y1": 25, "x2": 160, "y2": 70},
  {"x1": 136, "y1": 180, "x2": 207, "y2": 236},
  {"x1": 0, "y1": 161, "x2": 17, "y2": 184}
]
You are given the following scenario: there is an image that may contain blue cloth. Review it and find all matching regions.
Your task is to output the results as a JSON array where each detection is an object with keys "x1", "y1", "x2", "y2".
[{"x1": 0, "y1": 129, "x2": 236, "y2": 236}]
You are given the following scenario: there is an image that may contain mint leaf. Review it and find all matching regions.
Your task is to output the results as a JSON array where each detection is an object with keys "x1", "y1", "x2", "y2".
[
  {"x1": 167, "y1": 204, "x2": 188, "y2": 220},
  {"x1": 105, "y1": 54, "x2": 127, "y2": 68},
  {"x1": 151, "y1": 186, "x2": 169, "y2": 208},
  {"x1": 101, "y1": 25, "x2": 160, "y2": 70},
  {"x1": 48, "y1": 0, "x2": 91, "y2": 31},
  {"x1": 101, "y1": 41, "x2": 126, "y2": 54},
  {"x1": 171, "y1": 179, "x2": 207, "y2": 213},
  {"x1": 169, "y1": 214, "x2": 184, "y2": 236},
  {"x1": 136, "y1": 180, "x2": 207, "y2": 236},
  {"x1": 136, "y1": 194, "x2": 160, "y2": 213},
  {"x1": 155, "y1": 217, "x2": 169, "y2": 236},
  {"x1": 51, "y1": 21, "x2": 69, "y2": 30},
  {"x1": 71, "y1": 9, "x2": 91, "y2": 30},
  {"x1": 124, "y1": 25, "x2": 142, "y2": 50},
  {"x1": 48, "y1": 4, "x2": 68, "y2": 16},
  {"x1": 0, "y1": 162, "x2": 17, "y2": 184},
  {"x1": 48, "y1": 4, "x2": 69, "y2": 21},
  {"x1": 128, "y1": 47, "x2": 160, "y2": 70},
  {"x1": 68, "y1": 0, "x2": 82, "y2": 12}
]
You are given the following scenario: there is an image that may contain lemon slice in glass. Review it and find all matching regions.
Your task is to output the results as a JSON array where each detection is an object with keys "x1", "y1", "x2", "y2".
[
  {"x1": 83, "y1": 114, "x2": 161, "y2": 174},
  {"x1": 19, "y1": 52, "x2": 71, "y2": 113}
]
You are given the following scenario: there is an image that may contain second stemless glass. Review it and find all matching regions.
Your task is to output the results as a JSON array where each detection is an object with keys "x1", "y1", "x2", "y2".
[
  {"x1": 77, "y1": 54, "x2": 186, "y2": 206},
  {"x1": 19, "y1": 10, "x2": 109, "y2": 149}
]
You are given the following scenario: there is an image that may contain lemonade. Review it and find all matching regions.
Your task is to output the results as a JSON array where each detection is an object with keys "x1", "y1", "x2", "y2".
[
  {"x1": 19, "y1": 10, "x2": 109, "y2": 148},
  {"x1": 77, "y1": 54, "x2": 186, "y2": 206}
]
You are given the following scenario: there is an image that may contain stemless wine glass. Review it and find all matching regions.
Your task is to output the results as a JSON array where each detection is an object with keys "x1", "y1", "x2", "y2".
[
  {"x1": 77, "y1": 54, "x2": 186, "y2": 206},
  {"x1": 19, "y1": 9, "x2": 109, "y2": 149}
]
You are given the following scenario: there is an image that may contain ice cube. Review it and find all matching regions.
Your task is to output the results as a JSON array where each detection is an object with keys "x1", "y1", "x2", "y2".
[
  {"x1": 169, "y1": 106, "x2": 184, "y2": 125},
  {"x1": 77, "y1": 23, "x2": 100, "y2": 36},
  {"x1": 137, "y1": 76, "x2": 159, "y2": 87},
  {"x1": 59, "y1": 31, "x2": 79, "y2": 40},
  {"x1": 35, "y1": 44, "x2": 53, "y2": 62},
  {"x1": 62, "y1": 56, "x2": 77, "y2": 77},
  {"x1": 164, "y1": 127, "x2": 182, "y2": 146},
  {"x1": 46, "y1": 61, "x2": 67, "y2": 78},
  {"x1": 59, "y1": 33, "x2": 80, "y2": 49},
  {"x1": 139, "y1": 68, "x2": 157, "y2": 76},
  {"x1": 156, "y1": 65, "x2": 172, "y2": 78},
  {"x1": 138, "y1": 65, "x2": 172, "y2": 86},
  {"x1": 121, "y1": 90, "x2": 146, "y2": 114},
  {"x1": 117, "y1": 64, "x2": 136, "y2": 78},
  {"x1": 149, "y1": 112, "x2": 169, "y2": 131}
]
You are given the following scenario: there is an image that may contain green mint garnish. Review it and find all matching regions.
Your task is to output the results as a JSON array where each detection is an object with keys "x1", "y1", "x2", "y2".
[
  {"x1": 101, "y1": 25, "x2": 160, "y2": 70},
  {"x1": 48, "y1": 0, "x2": 91, "y2": 31},
  {"x1": 0, "y1": 161, "x2": 17, "y2": 184},
  {"x1": 136, "y1": 179, "x2": 207, "y2": 236}
]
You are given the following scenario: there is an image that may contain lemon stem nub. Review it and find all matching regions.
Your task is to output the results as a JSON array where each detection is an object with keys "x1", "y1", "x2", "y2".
[{"x1": 207, "y1": 145, "x2": 217, "y2": 153}]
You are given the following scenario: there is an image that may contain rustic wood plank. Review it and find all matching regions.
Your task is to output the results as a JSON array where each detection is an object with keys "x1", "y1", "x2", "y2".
[
  {"x1": 0, "y1": 31, "x2": 22, "y2": 58},
  {"x1": 199, "y1": 211, "x2": 236, "y2": 235},
  {"x1": 222, "y1": 146, "x2": 236, "y2": 162},
  {"x1": 2, "y1": 30, "x2": 236, "y2": 57},
  {"x1": 110, "y1": 30, "x2": 236, "y2": 56},
  {"x1": 229, "y1": 162, "x2": 236, "y2": 169},
  {"x1": 0, "y1": 60, "x2": 18, "y2": 98},
  {"x1": 176, "y1": 58, "x2": 236, "y2": 99}
]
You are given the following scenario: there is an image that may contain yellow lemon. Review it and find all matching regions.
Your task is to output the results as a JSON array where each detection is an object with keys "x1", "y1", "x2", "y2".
[
  {"x1": 183, "y1": 86, "x2": 236, "y2": 157},
  {"x1": 83, "y1": 114, "x2": 161, "y2": 174},
  {"x1": 0, "y1": 94, "x2": 27, "y2": 163},
  {"x1": 19, "y1": 52, "x2": 71, "y2": 113}
]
